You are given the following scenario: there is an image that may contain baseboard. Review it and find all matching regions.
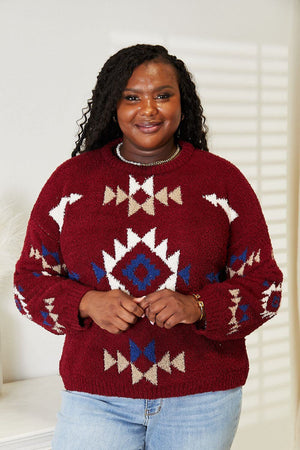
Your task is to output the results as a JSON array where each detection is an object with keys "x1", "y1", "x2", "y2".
[{"x1": 0, "y1": 429, "x2": 53, "y2": 450}]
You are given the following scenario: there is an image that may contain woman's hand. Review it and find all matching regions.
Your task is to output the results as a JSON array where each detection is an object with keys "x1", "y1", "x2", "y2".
[
  {"x1": 133, "y1": 289, "x2": 201, "y2": 329},
  {"x1": 79, "y1": 289, "x2": 145, "y2": 334}
]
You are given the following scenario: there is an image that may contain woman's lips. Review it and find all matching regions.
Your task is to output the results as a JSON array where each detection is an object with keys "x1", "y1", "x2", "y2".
[{"x1": 135, "y1": 122, "x2": 163, "y2": 133}]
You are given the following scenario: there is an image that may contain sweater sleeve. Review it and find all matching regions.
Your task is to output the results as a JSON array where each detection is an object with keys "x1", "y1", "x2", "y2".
[
  {"x1": 193, "y1": 164, "x2": 283, "y2": 341},
  {"x1": 14, "y1": 218, "x2": 93, "y2": 334},
  {"x1": 13, "y1": 163, "x2": 93, "y2": 335}
]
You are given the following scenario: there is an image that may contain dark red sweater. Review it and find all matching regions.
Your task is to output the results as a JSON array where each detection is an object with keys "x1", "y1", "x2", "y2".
[{"x1": 14, "y1": 141, "x2": 282, "y2": 398}]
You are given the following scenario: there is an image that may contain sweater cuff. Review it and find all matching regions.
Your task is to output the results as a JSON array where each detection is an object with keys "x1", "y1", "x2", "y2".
[
  {"x1": 191, "y1": 287, "x2": 226, "y2": 339},
  {"x1": 62, "y1": 281, "x2": 94, "y2": 331}
]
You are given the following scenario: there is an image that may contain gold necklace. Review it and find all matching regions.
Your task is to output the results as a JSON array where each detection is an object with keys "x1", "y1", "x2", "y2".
[{"x1": 115, "y1": 143, "x2": 181, "y2": 167}]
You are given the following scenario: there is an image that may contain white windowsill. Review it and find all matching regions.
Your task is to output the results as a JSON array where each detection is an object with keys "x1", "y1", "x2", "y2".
[{"x1": 0, "y1": 375, "x2": 63, "y2": 449}]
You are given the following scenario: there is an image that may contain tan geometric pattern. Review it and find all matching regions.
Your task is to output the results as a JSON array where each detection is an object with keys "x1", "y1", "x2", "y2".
[
  {"x1": 102, "y1": 175, "x2": 182, "y2": 216},
  {"x1": 260, "y1": 282, "x2": 282, "y2": 320},
  {"x1": 14, "y1": 286, "x2": 32, "y2": 320},
  {"x1": 227, "y1": 249, "x2": 261, "y2": 279},
  {"x1": 103, "y1": 349, "x2": 185, "y2": 386},
  {"x1": 227, "y1": 288, "x2": 242, "y2": 335},
  {"x1": 44, "y1": 297, "x2": 65, "y2": 334},
  {"x1": 29, "y1": 246, "x2": 67, "y2": 275}
]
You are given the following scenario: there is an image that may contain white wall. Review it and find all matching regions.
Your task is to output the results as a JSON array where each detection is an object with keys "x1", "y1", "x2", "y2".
[{"x1": 0, "y1": 0, "x2": 294, "y2": 448}]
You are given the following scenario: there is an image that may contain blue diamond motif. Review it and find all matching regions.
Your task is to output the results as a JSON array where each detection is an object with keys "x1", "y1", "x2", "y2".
[
  {"x1": 122, "y1": 254, "x2": 160, "y2": 291},
  {"x1": 129, "y1": 339, "x2": 156, "y2": 363}
]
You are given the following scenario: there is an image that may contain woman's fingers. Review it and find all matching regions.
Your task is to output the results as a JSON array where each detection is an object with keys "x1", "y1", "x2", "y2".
[
  {"x1": 117, "y1": 307, "x2": 139, "y2": 325},
  {"x1": 121, "y1": 297, "x2": 145, "y2": 317},
  {"x1": 134, "y1": 290, "x2": 200, "y2": 328},
  {"x1": 154, "y1": 305, "x2": 173, "y2": 327}
]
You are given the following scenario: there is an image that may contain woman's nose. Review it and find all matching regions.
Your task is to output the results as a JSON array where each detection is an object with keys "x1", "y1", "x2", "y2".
[{"x1": 139, "y1": 98, "x2": 157, "y2": 116}]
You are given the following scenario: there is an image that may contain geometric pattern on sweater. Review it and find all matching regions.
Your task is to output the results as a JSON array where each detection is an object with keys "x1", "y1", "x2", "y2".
[
  {"x1": 29, "y1": 245, "x2": 67, "y2": 275},
  {"x1": 122, "y1": 254, "x2": 160, "y2": 291},
  {"x1": 102, "y1": 227, "x2": 180, "y2": 293},
  {"x1": 14, "y1": 285, "x2": 32, "y2": 320},
  {"x1": 206, "y1": 270, "x2": 222, "y2": 283},
  {"x1": 178, "y1": 264, "x2": 191, "y2": 285},
  {"x1": 91, "y1": 262, "x2": 106, "y2": 283},
  {"x1": 67, "y1": 271, "x2": 80, "y2": 281},
  {"x1": 129, "y1": 339, "x2": 156, "y2": 363},
  {"x1": 260, "y1": 281, "x2": 282, "y2": 319},
  {"x1": 103, "y1": 339, "x2": 185, "y2": 385},
  {"x1": 13, "y1": 141, "x2": 284, "y2": 398},
  {"x1": 49, "y1": 193, "x2": 82, "y2": 232},
  {"x1": 103, "y1": 175, "x2": 182, "y2": 216},
  {"x1": 40, "y1": 297, "x2": 65, "y2": 334},
  {"x1": 227, "y1": 248, "x2": 261, "y2": 279},
  {"x1": 202, "y1": 194, "x2": 239, "y2": 224},
  {"x1": 91, "y1": 259, "x2": 190, "y2": 288},
  {"x1": 227, "y1": 288, "x2": 249, "y2": 335}
]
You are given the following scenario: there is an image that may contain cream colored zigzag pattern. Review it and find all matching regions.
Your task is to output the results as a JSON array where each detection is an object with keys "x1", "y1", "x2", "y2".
[
  {"x1": 14, "y1": 286, "x2": 32, "y2": 320},
  {"x1": 168, "y1": 187, "x2": 182, "y2": 205},
  {"x1": 29, "y1": 247, "x2": 67, "y2": 275},
  {"x1": 227, "y1": 288, "x2": 242, "y2": 335},
  {"x1": 155, "y1": 187, "x2": 168, "y2": 205},
  {"x1": 103, "y1": 186, "x2": 116, "y2": 204},
  {"x1": 260, "y1": 282, "x2": 282, "y2": 319},
  {"x1": 103, "y1": 349, "x2": 185, "y2": 386},
  {"x1": 44, "y1": 297, "x2": 65, "y2": 334},
  {"x1": 128, "y1": 196, "x2": 155, "y2": 216},
  {"x1": 227, "y1": 249, "x2": 261, "y2": 279},
  {"x1": 102, "y1": 176, "x2": 182, "y2": 216}
]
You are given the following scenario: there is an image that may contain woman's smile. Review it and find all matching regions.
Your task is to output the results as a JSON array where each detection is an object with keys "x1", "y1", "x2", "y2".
[{"x1": 135, "y1": 121, "x2": 163, "y2": 134}]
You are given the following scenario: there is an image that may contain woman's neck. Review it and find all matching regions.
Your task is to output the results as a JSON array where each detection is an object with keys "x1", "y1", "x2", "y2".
[{"x1": 120, "y1": 140, "x2": 177, "y2": 165}]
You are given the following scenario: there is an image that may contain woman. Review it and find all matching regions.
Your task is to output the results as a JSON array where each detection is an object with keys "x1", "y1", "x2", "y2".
[{"x1": 14, "y1": 44, "x2": 283, "y2": 449}]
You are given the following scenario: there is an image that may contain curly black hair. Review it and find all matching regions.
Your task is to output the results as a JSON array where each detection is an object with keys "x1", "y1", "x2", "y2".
[{"x1": 72, "y1": 44, "x2": 209, "y2": 157}]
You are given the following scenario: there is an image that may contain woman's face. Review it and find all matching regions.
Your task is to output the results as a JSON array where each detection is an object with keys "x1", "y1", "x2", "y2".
[{"x1": 116, "y1": 61, "x2": 181, "y2": 153}]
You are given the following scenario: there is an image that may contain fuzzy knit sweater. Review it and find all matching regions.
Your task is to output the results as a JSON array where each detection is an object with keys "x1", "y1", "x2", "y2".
[{"x1": 14, "y1": 140, "x2": 283, "y2": 399}]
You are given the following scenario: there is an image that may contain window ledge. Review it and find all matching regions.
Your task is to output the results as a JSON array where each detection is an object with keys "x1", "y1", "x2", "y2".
[{"x1": 0, "y1": 375, "x2": 63, "y2": 449}]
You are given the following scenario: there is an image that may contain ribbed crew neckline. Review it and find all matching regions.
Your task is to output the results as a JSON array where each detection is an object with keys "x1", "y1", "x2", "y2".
[{"x1": 100, "y1": 139, "x2": 195, "y2": 175}]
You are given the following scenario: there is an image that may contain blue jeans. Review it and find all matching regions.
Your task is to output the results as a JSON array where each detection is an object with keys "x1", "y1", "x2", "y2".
[{"x1": 52, "y1": 387, "x2": 242, "y2": 450}]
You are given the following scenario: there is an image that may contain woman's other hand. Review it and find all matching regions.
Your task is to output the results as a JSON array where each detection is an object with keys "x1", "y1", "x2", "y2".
[
  {"x1": 133, "y1": 290, "x2": 201, "y2": 329},
  {"x1": 79, "y1": 290, "x2": 144, "y2": 334}
]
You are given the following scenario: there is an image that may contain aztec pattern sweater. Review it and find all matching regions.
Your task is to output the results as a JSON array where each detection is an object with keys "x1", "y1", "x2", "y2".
[{"x1": 14, "y1": 140, "x2": 283, "y2": 399}]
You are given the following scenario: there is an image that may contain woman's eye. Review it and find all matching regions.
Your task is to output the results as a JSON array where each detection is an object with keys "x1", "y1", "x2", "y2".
[
  {"x1": 124, "y1": 95, "x2": 139, "y2": 101},
  {"x1": 156, "y1": 93, "x2": 171, "y2": 100}
]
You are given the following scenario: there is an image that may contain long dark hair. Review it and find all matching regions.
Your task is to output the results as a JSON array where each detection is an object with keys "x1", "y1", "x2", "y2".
[{"x1": 72, "y1": 44, "x2": 208, "y2": 157}]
